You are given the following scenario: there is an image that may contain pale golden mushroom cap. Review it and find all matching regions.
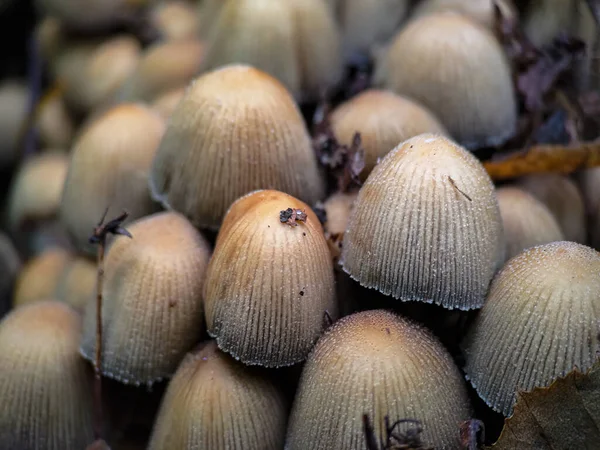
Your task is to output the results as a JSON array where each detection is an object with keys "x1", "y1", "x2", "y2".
[
  {"x1": 0, "y1": 81, "x2": 28, "y2": 168},
  {"x1": 323, "y1": 191, "x2": 358, "y2": 236},
  {"x1": 7, "y1": 152, "x2": 69, "y2": 231},
  {"x1": 150, "y1": 1, "x2": 200, "y2": 41},
  {"x1": 330, "y1": 89, "x2": 447, "y2": 180},
  {"x1": 35, "y1": 89, "x2": 74, "y2": 149},
  {"x1": 204, "y1": 189, "x2": 336, "y2": 367},
  {"x1": 0, "y1": 301, "x2": 94, "y2": 450},
  {"x1": 55, "y1": 256, "x2": 96, "y2": 313},
  {"x1": 80, "y1": 211, "x2": 211, "y2": 385},
  {"x1": 60, "y1": 103, "x2": 165, "y2": 255},
  {"x1": 151, "y1": 86, "x2": 186, "y2": 119},
  {"x1": 496, "y1": 186, "x2": 564, "y2": 261},
  {"x1": 411, "y1": 0, "x2": 495, "y2": 28},
  {"x1": 376, "y1": 12, "x2": 517, "y2": 149},
  {"x1": 150, "y1": 65, "x2": 325, "y2": 230},
  {"x1": 462, "y1": 241, "x2": 600, "y2": 416},
  {"x1": 148, "y1": 341, "x2": 287, "y2": 449},
  {"x1": 341, "y1": 134, "x2": 504, "y2": 310},
  {"x1": 286, "y1": 310, "x2": 472, "y2": 449}
]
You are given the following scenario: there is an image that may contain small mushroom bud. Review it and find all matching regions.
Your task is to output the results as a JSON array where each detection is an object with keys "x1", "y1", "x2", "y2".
[
  {"x1": 286, "y1": 310, "x2": 472, "y2": 449},
  {"x1": 342, "y1": 134, "x2": 504, "y2": 310},
  {"x1": 323, "y1": 191, "x2": 358, "y2": 236},
  {"x1": 60, "y1": 103, "x2": 165, "y2": 255},
  {"x1": 496, "y1": 186, "x2": 564, "y2": 261},
  {"x1": 462, "y1": 241, "x2": 600, "y2": 416},
  {"x1": 376, "y1": 12, "x2": 517, "y2": 149},
  {"x1": 0, "y1": 301, "x2": 94, "y2": 449},
  {"x1": 7, "y1": 152, "x2": 69, "y2": 232},
  {"x1": 151, "y1": 86, "x2": 186, "y2": 119},
  {"x1": 80, "y1": 211, "x2": 211, "y2": 385},
  {"x1": 150, "y1": 1, "x2": 200, "y2": 41},
  {"x1": 329, "y1": 89, "x2": 447, "y2": 180},
  {"x1": 148, "y1": 341, "x2": 287, "y2": 449},
  {"x1": 411, "y1": 0, "x2": 496, "y2": 28},
  {"x1": 517, "y1": 173, "x2": 587, "y2": 244},
  {"x1": 204, "y1": 189, "x2": 336, "y2": 367},
  {"x1": 0, "y1": 81, "x2": 28, "y2": 169},
  {"x1": 55, "y1": 256, "x2": 96, "y2": 313},
  {"x1": 150, "y1": 65, "x2": 325, "y2": 229},
  {"x1": 35, "y1": 90, "x2": 74, "y2": 149}
]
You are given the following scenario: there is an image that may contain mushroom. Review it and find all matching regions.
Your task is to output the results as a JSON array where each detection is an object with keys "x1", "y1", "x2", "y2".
[
  {"x1": 35, "y1": 90, "x2": 74, "y2": 149},
  {"x1": 286, "y1": 310, "x2": 472, "y2": 449},
  {"x1": 329, "y1": 89, "x2": 447, "y2": 181},
  {"x1": 150, "y1": 65, "x2": 325, "y2": 230},
  {"x1": 322, "y1": 191, "x2": 358, "y2": 236},
  {"x1": 80, "y1": 211, "x2": 211, "y2": 386},
  {"x1": 149, "y1": 1, "x2": 200, "y2": 41},
  {"x1": 0, "y1": 81, "x2": 28, "y2": 169},
  {"x1": 148, "y1": 341, "x2": 287, "y2": 449},
  {"x1": 151, "y1": 86, "x2": 186, "y2": 119},
  {"x1": 55, "y1": 256, "x2": 96, "y2": 314},
  {"x1": 0, "y1": 301, "x2": 94, "y2": 449},
  {"x1": 204, "y1": 189, "x2": 336, "y2": 367},
  {"x1": 578, "y1": 167, "x2": 600, "y2": 215},
  {"x1": 462, "y1": 241, "x2": 600, "y2": 416},
  {"x1": 496, "y1": 186, "x2": 564, "y2": 261},
  {"x1": 375, "y1": 12, "x2": 517, "y2": 149},
  {"x1": 410, "y1": 0, "x2": 496, "y2": 28},
  {"x1": 342, "y1": 134, "x2": 504, "y2": 310},
  {"x1": 523, "y1": 0, "x2": 578, "y2": 47},
  {"x1": 60, "y1": 103, "x2": 165, "y2": 255}
]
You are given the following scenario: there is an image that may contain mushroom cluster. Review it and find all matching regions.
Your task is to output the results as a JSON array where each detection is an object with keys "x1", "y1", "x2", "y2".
[{"x1": 1, "y1": 1, "x2": 599, "y2": 449}]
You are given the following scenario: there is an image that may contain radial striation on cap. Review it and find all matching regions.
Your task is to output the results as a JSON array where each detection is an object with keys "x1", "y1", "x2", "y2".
[
  {"x1": 341, "y1": 134, "x2": 504, "y2": 310},
  {"x1": 462, "y1": 241, "x2": 600, "y2": 416}
]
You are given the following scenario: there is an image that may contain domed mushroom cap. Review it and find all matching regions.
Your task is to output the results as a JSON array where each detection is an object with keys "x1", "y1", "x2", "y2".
[
  {"x1": 150, "y1": 65, "x2": 325, "y2": 230},
  {"x1": 376, "y1": 12, "x2": 517, "y2": 149},
  {"x1": 342, "y1": 134, "x2": 504, "y2": 310},
  {"x1": 151, "y1": 86, "x2": 186, "y2": 119},
  {"x1": 150, "y1": 1, "x2": 200, "y2": 41},
  {"x1": 60, "y1": 103, "x2": 165, "y2": 255},
  {"x1": 518, "y1": 173, "x2": 587, "y2": 244},
  {"x1": 286, "y1": 310, "x2": 471, "y2": 449},
  {"x1": 80, "y1": 212, "x2": 211, "y2": 385},
  {"x1": 462, "y1": 241, "x2": 600, "y2": 416},
  {"x1": 35, "y1": 91, "x2": 74, "y2": 149},
  {"x1": 0, "y1": 81, "x2": 28, "y2": 169},
  {"x1": 496, "y1": 186, "x2": 564, "y2": 261},
  {"x1": 55, "y1": 256, "x2": 96, "y2": 313},
  {"x1": 330, "y1": 89, "x2": 447, "y2": 180},
  {"x1": 204, "y1": 189, "x2": 336, "y2": 367},
  {"x1": 7, "y1": 152, "x2": 69, "y2": 231},
  {"x1": 0, "y1": 301, "x2": 94, "y2": 450},
  {"x1": 323, "y1": 191, "x2": 358, "y2": 236},
  {"x1": 411, "y1": 0, "x2": 495, "y2": 28},
  {"x1": 578, "y1": 167, "x2": 600, "y2": 215},
  {"x1": 523, "y1": 0, "x2": 578, "y2": 47},
  {"x1": 148, "y1": 341, "x2": 287, "y2": 449}
]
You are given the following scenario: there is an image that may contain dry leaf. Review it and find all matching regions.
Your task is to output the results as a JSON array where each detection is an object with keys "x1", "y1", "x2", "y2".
[{"x1": 491, "y1": 360, "x2": 600, "y2": 449}]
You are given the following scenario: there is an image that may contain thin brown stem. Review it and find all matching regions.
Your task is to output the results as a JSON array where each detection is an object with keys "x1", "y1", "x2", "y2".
[{"x1": 93, "y1": 239, "x2": 105, "y2": 440}]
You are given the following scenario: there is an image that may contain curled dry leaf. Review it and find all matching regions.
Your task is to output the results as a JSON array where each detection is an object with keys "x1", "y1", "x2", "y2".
[{"x1": 491, "y1": 360, "x2": 600, "y2": 449}]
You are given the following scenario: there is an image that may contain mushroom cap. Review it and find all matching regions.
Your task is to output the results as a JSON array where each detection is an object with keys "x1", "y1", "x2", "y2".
[
  {"x1": 55, "y1": 256, "x2": 96, "y2": 313},
  {"x1": 496, "y1": 186, "x2": 564, "y2": 261},
  {"x1": 330, "y1": 89, "x2": 447, "y2": 180},
  {"x1": 323, "y1": 191, "x2": 358, "y2": 236},
  {"x1": 578, "y1": 167, "x2": 600, "y2": 214},
  {"x1": 60, "y1": 103, "x2": 165, "y2": 255},
  {"x1": 0, "y1": 233, "x2": 20, "y2": 317},
  {"x1": 7, "y1": 152, "x2": 69, "y2": 231},
  {"x1": 0, "y1": 81, "x2": 28, "y2": 169},
  {"x1": 411, "y1": 0, "x2": 495, "y2": 28},
  {"x1": 148, "y1": 341, "x2": 287, "y2": 449},
  {"x1": 150, "y1": 64, "x2": 325, "y2": 230},
  {"x1": 376, "y1": 12, "x2": 517, "y2": 149},
  {"x1": 0, "y1": 301, "x2": 94, "y2": 449},
  {"x1": 204, "y1": 189, "x2": 336, "y2": 367},
  {"x1": 523, "y1": 0, "x2": 578, "y2": 47},
  {"x1": 80, "y1": 211, "x2": 211, "y2": 385},
  {"x1": 286, "y1": 309, "x2": 472, "y2": 449},
  {"x1": 35, "y1": 90, "x2": 74, "y2": 149},
  {"x1": 150, "y1": 1, "x2": 200, "y2": 41},
  {"x1": 342, "y1": 133, "x2": 504, "y2": 310},
  {"x1": 151, "y1": 86, "x2": 186, "y2": 119},
  {"x1": 462, "y1": 241, "x2": 600, "y2": 416}
]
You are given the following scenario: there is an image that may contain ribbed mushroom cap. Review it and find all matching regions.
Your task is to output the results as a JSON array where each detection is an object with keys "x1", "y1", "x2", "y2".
[
  {"x1": 35, "y1": 91, "x2": 74, "y2": 149},
  {"x1": 148, "y1": 341, "x2": 287, "y2": 449},
  {"x1": 330, "y1": 89, "x2": 447, "y2": 180},
  {"x1": 496, "y1": 186, "x2": 564, "y2": 261},
  {"x1": 150, "y1": 65, "x2": 325, "y2": 230},
  {"x1": 462, "y1": 241, "x2": 600, "y2": 416},
  {"x1": 0, "y1": 301, "x2": 94, "y2": 450},
  {"x1": 80, "y1": 211, "x2": 211, "y2": 385},
  {"x1": 119, "y1": 39, "x2": 204, "y2": 103},
  {"x1": 376, "y1": 12, "x2": 517, "y2": 149},
  {"x1": 342, "y1": 134, "x2": 504, "y2": 310},
  {"x1": 0, "y1": 81, "x2": 28, "y2": 169},
  {"x1": 151, "y1": 86, "x2": 186, "y2": 119},
  {"x1": 323, "y1": 191, "x2": 358, "y2": 236},
  {"x1": 55, "y1": 256, "x2": 96, "y2": 313},
  {"x1": 60, "y1": 103, "x2": 165, "y2": 255},
  {"x1": 286, "y1": 310, "x2": 471, "y2": 449},
  {"x1": 204, "y1": 189, "x2": 336, "y2": 367},
  {"x1": 523, "y1": 0, "x2": 578, "y2": 47},
  {"x1": 518, "y1": 174, "x2": 587, "y2": 244},
  {"x1": 411, "y1": 0, "x2": 495, "y2": 27},
  {"x1": 0, "y1": 233, "x2": 20, "y2": 317},
  {"x1": 7, "y1": 152, "x2": 69, "y2": 231},
  {"x1": 150, "y1": 1, "x2": 200, "y2": 41},
  {"x1": 13, "y1": 247, "x2": 72, "y2": 308},
  {"x1": 199, "y1": 0, "x2": 342, "y2": 101}
]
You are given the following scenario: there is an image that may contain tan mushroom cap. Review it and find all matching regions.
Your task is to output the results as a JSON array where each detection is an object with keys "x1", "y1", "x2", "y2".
[
  {"x1": 150, "y1": 65, "x2": 325, "y2": 230},
  {"x1": 342, "y1": 134, "x2": 504, "y2": 310},
  {"x1": 411, "y1": 0, "x2": 496, "y2": 28},
  {"x1": 286, "y1": 310, "x2": 472, "y2": 449},
  {"x1": 523, "y1": 0, "x2": 578, "y2": 47},
  {"x1": 578, "y1": 167, "x2": 600, "y2": 215},
  {"x1": 80, "y1": 212, "x2": 211, "y2": 386},
  {"x1": 60, "y1": 103, "x2": 165, "y2": 255},
  {"x1": 496, "y1": 186, "x2": 564, "y2": 261},
  {"x1": 330, "y1": 89, "x2": 447, "y2": 180},
  {"x1": 35, "y1": 90, "x2": 74, "y2": 149},
  {"x1": 148, "y1": 341, "x2": 287, "y2": 449},
  {"x1": 0, "y1": 233, "x2": 20, "y2": 316},
  {"x1": 0, "y1": 301, "x2": 94, "y2": 449},
  {"x1": 55, "y1": 256, "x2": 96, "y2": 313},
  {"x1": 204, "y1": 189, "x2": 336, "y2": 367},
  {"x1": 462, "y1": 241, "x2": 600, "y2": 416},
  {"x1": 150, "y1": 1, "x2": 200, "y2": 41},
  {"x1": 376, "y1": 12, "x2": 517, "y2": 149},
  {"x1": 151, "y1": 86, "x2": 186, "y2": 119},
  {"x1": 323, "y1": 191, "x2": 358, "y2": 236}
]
